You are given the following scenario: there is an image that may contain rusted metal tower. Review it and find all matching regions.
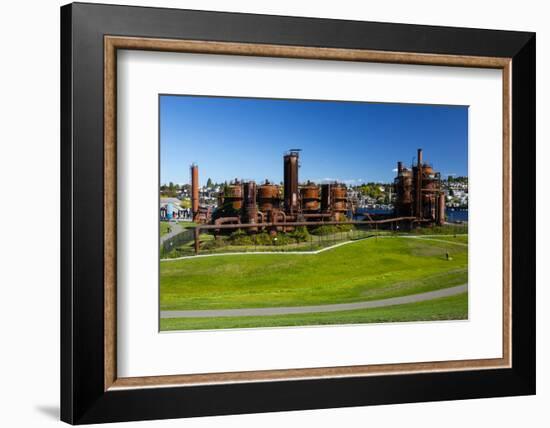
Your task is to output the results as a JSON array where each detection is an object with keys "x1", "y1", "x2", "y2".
[
  {"x1": 243, "y1": 181, "x2": 258, "y2": 231},
  {"x1": 394, "y1": 148, "x2": 445, "y2": 224},
  {"x1": 283, "y1": 150, "x2": 300, "y2": 215},
  {"x1": 415, "y1": 148, "x2": 423, "y2": 219}
]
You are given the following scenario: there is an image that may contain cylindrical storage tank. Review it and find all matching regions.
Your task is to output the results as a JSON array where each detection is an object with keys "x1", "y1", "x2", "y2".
[
  {"x1": 397, "y1": 170, "x2": 413, "y2": 217},
  {"x1": 224, "y1": 182, "x2": 243, "y2": 210},
  {"x1": 421, "y1": 169, "x2": 437, "y2": 220},
  {"x1": 258, "y1": 182, "x2": 280, "y2": 213},
  {"x1": 330, "y1": 184, "x2": 347, "y2": 220},
  {"x1": 300, "y1": 183, "x2": 320, "y2": 213},
  {"x1": 395, "y1": 171, "x2": 411, "y2": 217},
  {"x1": 423, "y1": 165, "x2": 434, "y2": 176},
  {"x1": 402, "y1": 171, "x2": 413, "y2": 204},
  {"x1": 243, "y1": 181, "x2": 258, "y2": 227},
  {"x1": 321, "y1": 184, "x2": 332, "y2": 213},
  {"x1": 422, "y1": 177, "x2": 436, "y2": 196},
  {"x1": 283, "y1": 151, "x2": 299, "y2": 214}
]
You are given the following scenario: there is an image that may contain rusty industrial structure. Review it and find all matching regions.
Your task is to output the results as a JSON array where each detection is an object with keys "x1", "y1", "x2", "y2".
[
  {"x1": 187, "y1": 148, "x2": 446, "y2": 252},
  {"x1": 394, "y1": 148, "x2": 446, "y2": 226},
  {"x1": 189, "y1": 150, "x2": 353, "y2": 233},
  {"x1": 283, "y1": 150, "x2": 300, "y2": 215}
]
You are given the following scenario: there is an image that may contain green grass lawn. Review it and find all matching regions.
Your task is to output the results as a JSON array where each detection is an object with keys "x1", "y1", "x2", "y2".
[
  {"x1": 160, "y1": 236, "x2": 468, "y2": 311},
  {"x1": 416, "y1": 235, "x2": 468, "y2": 245},
  {"x1": 403, "y1": 224, "x2": 468, "y2": 235},
  {"x1": 160, "y1": 292, "x2": 468, "y2": 331}
]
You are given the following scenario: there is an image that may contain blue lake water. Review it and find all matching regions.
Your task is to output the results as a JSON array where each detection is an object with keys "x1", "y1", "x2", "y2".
[{"x1": 446, "y1": 209, "x2": 468, "y2": 222}]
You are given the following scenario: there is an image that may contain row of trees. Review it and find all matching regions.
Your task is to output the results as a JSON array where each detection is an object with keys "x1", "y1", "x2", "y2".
[
  {"x1": 445, "y1": 176, "x2": 468, "y2": 184},
  {"x1": 354, "y1": 183, "x2": 392, "y2": 204},
  {"x1": 160, "y1": 178, "x2": 221, "y2": 192}
]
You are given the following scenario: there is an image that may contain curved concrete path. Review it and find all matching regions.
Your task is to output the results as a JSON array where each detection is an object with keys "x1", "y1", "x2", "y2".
[
  {"x1": 160, "y1": 284, "x2": 467, "y2": 319},
  {"x1": 160, "y1": 222, "x2": 183, "y2": 244},
  {"x1": 160, "y1": 234, "x2": 468, "y2": 262}
]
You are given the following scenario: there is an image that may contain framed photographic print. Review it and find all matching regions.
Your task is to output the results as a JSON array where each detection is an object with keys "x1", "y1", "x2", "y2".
[
  {"x1": 60, "y1": 2, "x2": 535, "y2": 424},
  {"x1": 157, "y1": 96, "x2": 470, "y2": 332}
]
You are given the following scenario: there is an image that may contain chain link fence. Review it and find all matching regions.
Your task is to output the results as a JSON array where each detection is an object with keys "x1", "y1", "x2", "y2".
[
  {"x1": 160, "y1": 222, "x2": 468, "y2": 259},
  {"x1": 160, "y1": 228, "x2": 195, "y2": 258}
]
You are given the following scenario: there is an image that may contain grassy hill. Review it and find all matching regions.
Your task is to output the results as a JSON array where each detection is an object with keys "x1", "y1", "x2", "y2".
[{"x1": 160, "y1": 236, "x2": 468, "y2": 312}]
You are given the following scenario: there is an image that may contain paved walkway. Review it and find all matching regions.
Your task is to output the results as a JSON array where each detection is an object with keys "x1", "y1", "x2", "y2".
[
  {"x1": 160, "y1": 284, "x2": 467, "y2": 319},
  {"x1": 160, "y1": 222, "x2": 183, "y2": 244},
  {"x1": 160, "y1": 236, "x2": 373, "y2": 261}
]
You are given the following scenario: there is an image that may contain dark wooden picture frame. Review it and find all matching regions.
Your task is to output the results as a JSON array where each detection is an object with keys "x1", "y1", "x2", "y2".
[{"x1": 61, "y1": 2, "x2": 535, "y2": 424}]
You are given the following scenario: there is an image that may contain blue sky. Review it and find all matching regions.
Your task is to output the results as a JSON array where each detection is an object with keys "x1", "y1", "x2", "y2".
[{"x1": 160, "y1": 95, "x2": 468, "y2": 185}]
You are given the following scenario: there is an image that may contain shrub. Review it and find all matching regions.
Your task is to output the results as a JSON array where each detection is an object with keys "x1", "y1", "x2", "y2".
[
  {"x1": 288, "y1": 226, "x2": 310, "y2": 242},
  {"x1": 272, "y1": 234, "x2": 294, "y2": 246},
  {"x1": 311, "y1": 223, "x2": 356, "y2": 235},
  {"x1": 411, "y1": 224, "x2": 468, "y2": 235},
  {"x1": 201, "y1": 238, "x2": 227, "y2": 250},
  {"x1": 337, "y1": 224, "x2": 355, "y2": 232},
  {"x1": 253, "y1": 232, "x2": 273, "y2": 246},
  {"x1": 228, "y1": 229, "x2": 254, "y2": 245},
  {"x1": 310, "y1": 225, "x2": 339, "y2": 236}
]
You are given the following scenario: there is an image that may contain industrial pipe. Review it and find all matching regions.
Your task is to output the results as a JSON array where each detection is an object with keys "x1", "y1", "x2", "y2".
[
  {"x1": 302, "y1": 213, "x2": 333, "y2": 219},
  {"x1": 197, "y1": 217, "x2": 417, "y2": 230},
  {"x1": 257, "y1": 211, "x2": 266, "y2": 224}
]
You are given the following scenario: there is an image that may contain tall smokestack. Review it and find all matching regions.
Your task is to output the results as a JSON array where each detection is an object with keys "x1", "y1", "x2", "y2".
[
  {"x1": 243, "y1": 181, "x2": 258, "y2": 226},
  {"x1": 283, "y1": 150, "x2": 300, "y2": 215},
  {"x1": 190, "y1": 163, "x2": 199, "y2": 220},
  {"x1": 416, "y1": 149, "x2": 423, "y2": 219},
  {"x1": 417, "y1": 148, "x2": 423, "y2": 167},
  {"x1": 395, "y1": 162, "x2": 403, "y2": 216}
]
